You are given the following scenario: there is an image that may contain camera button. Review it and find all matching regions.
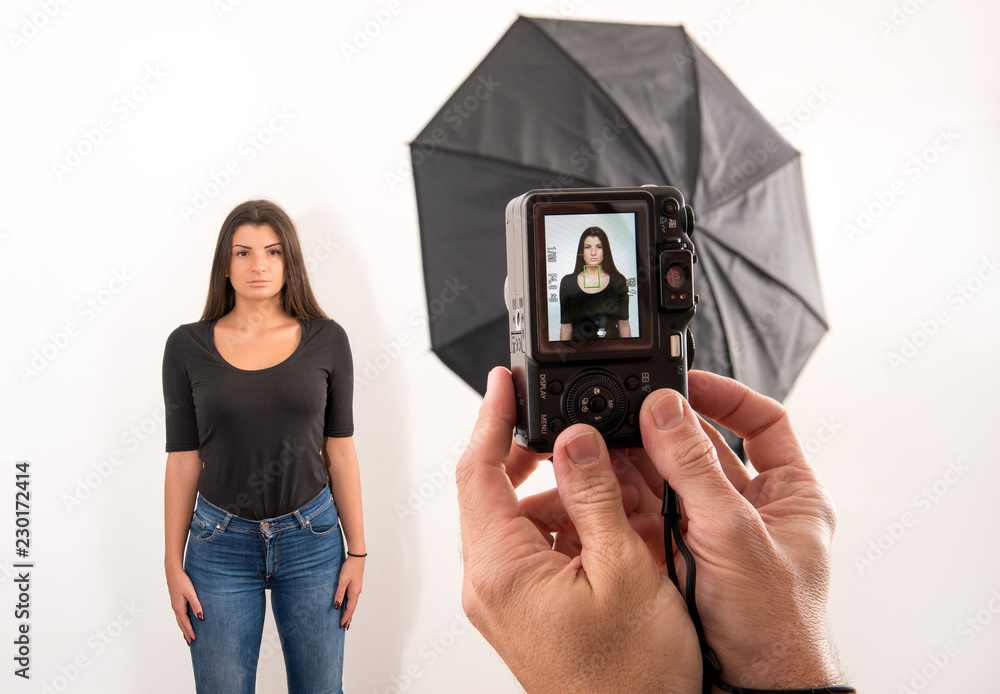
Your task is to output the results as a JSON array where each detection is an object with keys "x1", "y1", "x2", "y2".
[
  {"x1": 548, "y1": 380, "x2": 563, "y2": 395},
  {"x1": 549, "y1": 418, "x2": 564, "y2": 433},
  {"x1": 625, "y1": 376, "x2": 639, "y2": 391}
]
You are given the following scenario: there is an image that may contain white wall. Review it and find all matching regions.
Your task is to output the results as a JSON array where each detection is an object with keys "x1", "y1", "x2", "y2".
[{"x1": 1, "y1": 0, "x2": 997, "y2": 692}]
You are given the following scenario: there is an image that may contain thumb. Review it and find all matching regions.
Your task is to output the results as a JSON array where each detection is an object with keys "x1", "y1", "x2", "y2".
[
  {"x1": 552, "y1": 426, "x2": 650, "y2": 591},
  {"x1": 639, "y1": 389, "x2": 746, "y2": 519}
]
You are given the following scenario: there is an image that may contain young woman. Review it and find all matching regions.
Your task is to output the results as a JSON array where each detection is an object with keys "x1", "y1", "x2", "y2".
[
  {"x1": 163, "y1": 200, "x2": 365, "y2": 693},
  {"x1": 558, "y1": 226, "x2": 631, "y2": 341}
]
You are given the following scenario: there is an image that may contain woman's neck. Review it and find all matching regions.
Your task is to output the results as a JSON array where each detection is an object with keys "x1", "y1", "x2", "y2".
[{"x1": 223, "y1": 299, "x2": 293, "y2": 332}]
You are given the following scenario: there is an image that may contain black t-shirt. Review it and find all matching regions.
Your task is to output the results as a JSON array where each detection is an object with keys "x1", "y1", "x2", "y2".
[
  {"x1": 559, "y1": 273, "x2": 629, "y2": 340},
  {"x1": 162, "y1": 318, "x2": 354, "y2": 520}
]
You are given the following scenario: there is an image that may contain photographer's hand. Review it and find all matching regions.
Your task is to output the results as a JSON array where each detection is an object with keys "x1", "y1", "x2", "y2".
[
  {"x1": 633, "y1": 370, "x2": 844, "y2": 690},
  {"x1": 457, "y1": 368, "x2": 701, "y2": 694}
]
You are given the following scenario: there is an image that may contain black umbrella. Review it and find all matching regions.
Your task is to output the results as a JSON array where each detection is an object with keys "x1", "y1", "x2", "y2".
[{"x1": 412, "y1": 16, "x2": 827, "y2": 410}]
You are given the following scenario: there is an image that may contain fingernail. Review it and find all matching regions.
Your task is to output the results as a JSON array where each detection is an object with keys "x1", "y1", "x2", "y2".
[
  {"x1": 566, "y1": 431, "x2": 600, "y2": 465},
  {"x1": 334, "y1": 601, "x2": 341, "y2": 610},
  {"x1": 196, "y1": 612, "x2": 204, "y2": 621},
  {"x1": 652, "y1": 393, "x2": 686, "y2": 431}
]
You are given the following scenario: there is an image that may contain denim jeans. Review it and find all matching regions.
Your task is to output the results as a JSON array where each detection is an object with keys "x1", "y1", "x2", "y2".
[{"x1": 185, "y1": 487, "x2": 346, "y2": 694}]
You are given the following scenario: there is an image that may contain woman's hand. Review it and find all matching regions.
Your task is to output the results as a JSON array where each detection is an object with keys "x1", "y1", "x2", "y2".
[
  {"x1": 335, "y1": 555, "x2": 364, "y2": 629},
  {"x1": 166, "y1": 565, "x2": 203, "y2": 646}
]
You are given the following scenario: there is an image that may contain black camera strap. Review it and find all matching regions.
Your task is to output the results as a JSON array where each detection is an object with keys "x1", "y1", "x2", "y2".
[{"x1": 661, "y1": 482, "x2": 856, "y2": 694}]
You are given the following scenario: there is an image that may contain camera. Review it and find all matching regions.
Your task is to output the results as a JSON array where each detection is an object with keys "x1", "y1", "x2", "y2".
[{"x1": 505, "y1": 185, "x2": 697, "y2": 453}]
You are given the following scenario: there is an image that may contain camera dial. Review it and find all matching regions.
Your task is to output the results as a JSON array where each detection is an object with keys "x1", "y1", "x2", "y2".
[{"x1": 564, "y1": 371, "x2": 627, "y2": 431}]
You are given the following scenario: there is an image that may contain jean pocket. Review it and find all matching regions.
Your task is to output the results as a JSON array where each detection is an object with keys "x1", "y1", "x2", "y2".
[
  {"x1": 304, "y1": 499, "x2": 340, "y2": 538},
  {"x1": 189, "y1": 510, "x2": 220, "y2": 543}
]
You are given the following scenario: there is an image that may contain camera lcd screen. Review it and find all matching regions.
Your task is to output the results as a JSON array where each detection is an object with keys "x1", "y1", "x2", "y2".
[{"x1": 533, "y1": 199, "x2": 653, "y2": 357}]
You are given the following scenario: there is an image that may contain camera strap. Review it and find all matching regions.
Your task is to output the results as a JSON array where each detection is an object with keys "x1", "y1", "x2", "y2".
[{"x1": 661, "y1": 482, "x2": 856, "y2": 694}]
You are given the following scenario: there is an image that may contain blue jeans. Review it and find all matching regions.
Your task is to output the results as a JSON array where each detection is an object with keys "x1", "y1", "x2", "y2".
[{"x1": 185, "y1": 487, "x2": 346, "y2": 694}]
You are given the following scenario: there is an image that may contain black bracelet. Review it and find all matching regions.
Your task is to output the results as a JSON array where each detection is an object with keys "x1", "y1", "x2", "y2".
[
  {"x1": 711, "y1": 671, "x2": 856, "y2": 694},
  {"x1": 347, "y1": 551, "x2": 367, "y2": 558}
]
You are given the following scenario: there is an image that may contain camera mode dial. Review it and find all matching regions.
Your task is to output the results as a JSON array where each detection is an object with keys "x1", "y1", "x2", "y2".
[{"x1": 564, "y1": 372, "x2": 627, "y2": 431}]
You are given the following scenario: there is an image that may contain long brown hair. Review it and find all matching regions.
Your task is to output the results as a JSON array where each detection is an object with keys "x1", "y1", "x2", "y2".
[
  {"x1": 200, "y1": 200, "x2": 329, "y2": 321},
  {"x1": 571, "y1": 226, "x2": 625, "y2": 282}
]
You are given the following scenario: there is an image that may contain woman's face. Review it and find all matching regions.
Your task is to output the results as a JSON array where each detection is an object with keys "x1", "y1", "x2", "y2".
[
  {"x1": 228, "y1": 223, "x2": 285, "y2": 305},
  {"x1": 582, "y1": 236, "x2": 604, "y2": 267}
]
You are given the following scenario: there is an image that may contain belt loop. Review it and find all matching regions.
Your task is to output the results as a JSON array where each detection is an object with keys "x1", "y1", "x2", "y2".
[
  {"x1": 219, "y1": 513, "x2": 233, "y2": 533},
  {"x1": 293, "y1": 509, "x2": 308, "y2": 529}
]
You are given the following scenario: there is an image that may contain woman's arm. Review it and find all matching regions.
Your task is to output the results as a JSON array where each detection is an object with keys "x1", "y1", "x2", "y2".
[
  {"x1": 164, "y1": 450, "x2": 203, "y2": 644},
  {"x1": 560, "y1": 324, "x2": 573, "y2": 340},
  {"x1": 324, "y1": 436, "x2": 365, "y2": 628},
  {"x1": 618, "y1": 320, "x2": 631, "y2": 338}
]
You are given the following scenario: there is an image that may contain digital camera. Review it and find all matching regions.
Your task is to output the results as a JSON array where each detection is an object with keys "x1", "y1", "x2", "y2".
[{"x1": 505, "y1": 185, "x2": 697, "y2": 453}]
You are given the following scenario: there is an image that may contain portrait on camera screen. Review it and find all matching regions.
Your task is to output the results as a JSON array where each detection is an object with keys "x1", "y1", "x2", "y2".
[{"x1": 543, "y1": 213, "x2": 639, "y2": 343}]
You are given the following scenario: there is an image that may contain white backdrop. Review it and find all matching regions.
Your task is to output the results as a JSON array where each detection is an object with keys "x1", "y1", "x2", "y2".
[{"x1": 1, "y1": 1, "x2": 998, "y2": 692}]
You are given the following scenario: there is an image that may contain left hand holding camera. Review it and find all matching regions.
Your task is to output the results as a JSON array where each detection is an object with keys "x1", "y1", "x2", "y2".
[{"x1": 457, "y1": 367, "x2": 701, "y2": 694}]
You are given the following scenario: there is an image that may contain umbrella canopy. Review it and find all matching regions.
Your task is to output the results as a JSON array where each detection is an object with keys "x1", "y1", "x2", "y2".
[{"x1": 412, "y1": 16, "x2": 827, "y2": 407}]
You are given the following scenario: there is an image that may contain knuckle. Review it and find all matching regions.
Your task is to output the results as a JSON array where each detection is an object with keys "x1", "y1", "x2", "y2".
[{"x1": 671, "y1": 430, "x2": 719, "y2": 474}]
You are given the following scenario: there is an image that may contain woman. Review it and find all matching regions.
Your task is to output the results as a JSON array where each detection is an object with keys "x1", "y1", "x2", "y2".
[
  {"x1": 163, "y1": 200, "x2": 365, "y2": 693},
  {"x1": 558, "y1": 226, "x2": 631, "y2": 341}
]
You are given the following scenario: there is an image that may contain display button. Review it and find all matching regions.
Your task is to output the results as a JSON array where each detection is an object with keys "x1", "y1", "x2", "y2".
[{"x1": 548, "y1": 380, "x2": 563, "y2": 395}]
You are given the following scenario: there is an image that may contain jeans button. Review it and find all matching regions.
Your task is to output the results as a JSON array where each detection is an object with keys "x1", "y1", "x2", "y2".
[{"x1": 261, "y1": 523, "x2": 271, "y2": 531}]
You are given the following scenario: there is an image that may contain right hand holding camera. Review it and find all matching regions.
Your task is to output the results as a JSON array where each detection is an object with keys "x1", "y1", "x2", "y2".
[{"x1": 630, "y1": 370, "x2": 844, "y2": 689}]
